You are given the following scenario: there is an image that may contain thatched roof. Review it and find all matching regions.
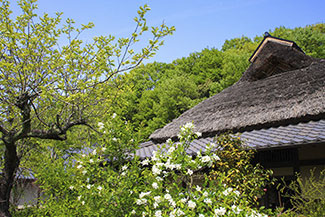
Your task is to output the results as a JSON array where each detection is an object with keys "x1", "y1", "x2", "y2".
[{"x1": 150, "y1": 37, "x2": 325, "y2": 142}]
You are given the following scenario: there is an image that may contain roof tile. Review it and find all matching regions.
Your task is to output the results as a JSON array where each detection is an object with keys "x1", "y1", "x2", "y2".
[{"x1": 137, "y1": 119, "x2": 325, "y2": 158}]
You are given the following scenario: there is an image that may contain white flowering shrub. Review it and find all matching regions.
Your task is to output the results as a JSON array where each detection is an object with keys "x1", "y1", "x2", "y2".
[
  {"x1": 128, "y1": 123, "x2": 271, "y2": 217},
  {"x1": 20, "y1": 122, "x2": 274, "y2": 216}
]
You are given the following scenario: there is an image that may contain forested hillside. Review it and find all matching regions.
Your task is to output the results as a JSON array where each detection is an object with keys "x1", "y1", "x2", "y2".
[{"x1": 110, "y1": 24, "x2": 325, "y2": 140}]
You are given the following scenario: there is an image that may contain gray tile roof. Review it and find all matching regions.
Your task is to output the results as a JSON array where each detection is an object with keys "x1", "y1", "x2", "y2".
[{"x1": 136, "y1": 119, "x2": 325, "y2": 159}]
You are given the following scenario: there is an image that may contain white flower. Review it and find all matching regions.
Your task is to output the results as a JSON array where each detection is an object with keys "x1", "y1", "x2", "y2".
[
  {"x1": 196, "y1": 185, "x2": 201, "y2": 191},
  {"x1": 82, "y1": 170, "x2": 87, "y2": 175},
  {"x1": 166, "y1": 138, "x2": 172, "y2": 144},
  {"x1": 112, "y1": 113, "x2": 117, "y2": 119},
  {"x1": 152, "y1": 151, "x2": 159, "y2": 161},
  {"x1": 155, "y1": 210, "x2": 162, "y2": 217},
  {"x1": 233, "y1": 190, "x2": 240, "y2": 196},
  {"x1": 212, "y1": 153, "x2": 220, "y2": 161},
  {"x1": 168, "y1": 146, "x2": 175, "y2": 153},
  {"x1": 154, "y1": 196, "x2": 162, "y2": 203},
  {"x1": 152, "y1": 165, "x2": 161, "y2": 175},
  {"x1": 121, "y1": 172, "x2": 126, "y2": 176},
  {"x1": 92, "y1": 149, "x2": 97, "y2": 155},
  {"x1": 187, "y1": 169, "x2": 193, "y2": 175},
  {"x1": 152, "y1": 182, "x2": 159, "y2": 189},
  {"x1": 164, "y1": 160, "x2": 173, "y2": 169},
  {"x1": 204, "y1": 198, "x2": 212, "y2": 204},
  {"x1": 136, "y1": 198, "x2": 147, "y2": 205},
  {"x1": 199, "y1": 214, "x2": 204, "y2": 217},
  {"x1": 77, "y1": 164, "x2": 82, "y2": 169},
  {"x1": 112, "y1": 137, "x2": 117, "y2": 142},
  {"x1": 231, "y1": 205, "x2": 242, "y2": 214},
  {"x1": 131, "y1": 210, "x2": 136, "y2": 215},
  {"x1": 203, "y1": 191, "x2": 209, "y2": 197},
  {"x1": 176, "y1": 209, "x2": 185, "y2": 216},
  {"x1": 153, "y1": 202, "x2": 159, "y2": 208},
  {"x1": 141, "y1": 158, "x2": 150, "y2": 166},
  {"x1": 81, "y1": 201, "x2": 85, "y2": 205},
  {"x1": 156, "y1": 176, "x2": 163, "y2": 182},
  {"x1": 170, "y1": 199, "x2": 176, "y2": 207},
  {"x1": 184, "y1": 122, "x2": 194, "y2": 130},
  {"x1": 188, "y1": 200, "x2": 196, "y2": 209},
  {"x1": 102, "y1": 147, "x2": 106, "y2": 152},
  {"x1": 98, "y1": 122, "x2": 104, "y2": 129},
  {"x1": 89, "y1": 159, "x2": 94, "y2": 163},
  {"x1": 201, "y1": 155, "x2": 211, "y2": 163},
  {"x1": 97, "y1": 186, "x2": 102, "y2": 191},
  {"x1": 179, "y1": 198, "x2": 187, "y2": 203},
  {"x1": 214, "y1": 207, "x2": 227, "y2": 216},
  {"x1": 250, "y1": 210, "x2": 268, "y2": 217},
  {"x1": 69, "y1": 185, "x2": 74, "y2": 190},
  {"x1": 164, "y1": 193, "x2": 172, "y2": 201},
  {"x1": 223, "y1": 187, "x2": 233, "y2": 196},
  {"x1": 196, "y1": 132, "x2": 202, "y2": 137},
  {"x1": 86, "y1": 184, "x2": 92, "y2": 189},
  {"x1": 77, "y1": 195, "x2": 81, "y2": 201},
  {"x1": 122, "y1": 165, "x2": 128, "y2": 171},
  {"x1": 139, "y1": 191, "x2": 151, "y2": 198},
  {"x1": 175, "y1": 164, "x2": 181, "y2": 170}
]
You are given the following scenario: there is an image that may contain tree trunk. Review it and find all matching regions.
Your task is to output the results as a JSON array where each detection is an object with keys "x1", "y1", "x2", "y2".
[{"x1": 0, "y1": 141, "x2": 19, "y2": 217}]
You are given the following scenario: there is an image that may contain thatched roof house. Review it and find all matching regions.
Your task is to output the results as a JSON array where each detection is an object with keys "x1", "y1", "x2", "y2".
[
  {"x1": 137, "y1": 34, "x2": 325, "y2": 208},
  {"x1": 149, "y1": 36, "x2": 324, "y2": 142},
  {"x1": 137, "y1": 35, "x2": 325, "y2": 166}
]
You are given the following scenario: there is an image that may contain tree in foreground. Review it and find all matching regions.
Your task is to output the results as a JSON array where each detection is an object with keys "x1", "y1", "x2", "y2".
[{"x1": 0, "y1": 0, "x2": 174, "y2": 215}]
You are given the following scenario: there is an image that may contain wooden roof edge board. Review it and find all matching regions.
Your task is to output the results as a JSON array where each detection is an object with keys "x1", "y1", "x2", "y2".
[{"x1": 249, "y1": 36, "x2": 303, "y2": 63}]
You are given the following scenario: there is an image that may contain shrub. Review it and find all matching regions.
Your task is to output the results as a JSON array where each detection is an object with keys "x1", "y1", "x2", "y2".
[
  {"x1": 209, "y1": 134, "x2": 274, "y2": 206},
  {"x1": 278, "y1": 169, "x2": 325, "y2": 217},
  {"x1": 14, "y1": 123, "x2": 274, "y2": 216}
]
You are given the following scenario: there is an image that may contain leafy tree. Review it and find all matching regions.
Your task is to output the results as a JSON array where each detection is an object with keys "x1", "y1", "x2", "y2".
[
  {"x1": 221, "y1": 36, "x2": 253, "y2": 52},
  {"x1": 133, "y1": 75, "x2": 201, "y2": 137},
  {"x1": 0, "y1": 0, "x2": 174, "y2": 215}
]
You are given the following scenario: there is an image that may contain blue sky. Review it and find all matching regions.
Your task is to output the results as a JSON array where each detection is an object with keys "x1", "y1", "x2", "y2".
[{"x1": 11, "y1": 0, "x2": 325, "y2": 63}]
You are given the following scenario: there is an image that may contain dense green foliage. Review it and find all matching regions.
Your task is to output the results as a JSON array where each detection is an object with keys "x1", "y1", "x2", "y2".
[
  {"x1": 278, "y1": 169, "x2": 325, "y2": 216},
  {"x1": 13, "y1": 123, "x2": 273, "y2": 216},
  {"x1": 112, "y1": 23, "x2": 325, "y2": 139},
  {"x1": 209, "y1": 135, "x2": 274, "y2": 206},
  {"x1": 0, "y1": 0, "x2": 174, "y2": 215}
]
